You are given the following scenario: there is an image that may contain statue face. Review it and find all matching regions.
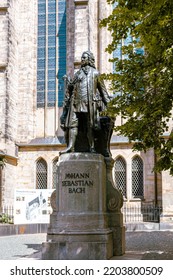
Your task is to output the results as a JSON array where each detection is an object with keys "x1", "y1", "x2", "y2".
[{"x1": 81, "y1": 53, "x2": 89, "y2": 67}]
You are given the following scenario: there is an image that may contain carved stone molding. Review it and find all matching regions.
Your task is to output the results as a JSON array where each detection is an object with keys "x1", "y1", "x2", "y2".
[{"x1": 50, "y1": 190, "x2": 56, "y2": 212}]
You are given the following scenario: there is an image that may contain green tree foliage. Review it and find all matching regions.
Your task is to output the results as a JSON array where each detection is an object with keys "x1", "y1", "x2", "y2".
[{"x1": 100, "y1": 0, "x2": 173, "y2": 174}]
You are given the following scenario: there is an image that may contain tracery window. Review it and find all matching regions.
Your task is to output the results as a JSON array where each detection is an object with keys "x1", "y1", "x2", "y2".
[
  {"x1": 52, "y1": 157, "x2": 58, "y2": 189},
  {"x1": 132, "y1": 156, "x2": 144, "y2": 198},
  {"x1": 36, "y1": 158, "x2": 47, "y2": 189},
  {"x1": 114, "y1": 156, "x2": 127, "y2": 198},
  {"x1": 37, "y1": 0, "x2": 66, "y2": 107}
]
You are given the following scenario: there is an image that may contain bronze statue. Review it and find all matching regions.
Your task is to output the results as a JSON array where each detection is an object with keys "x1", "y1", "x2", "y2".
[{"x1": 59, "y1": 51, "x2": 113, "y2": 156}]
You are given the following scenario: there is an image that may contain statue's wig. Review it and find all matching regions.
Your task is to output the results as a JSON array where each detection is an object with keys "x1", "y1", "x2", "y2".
[{"x1": 82, "y1": 51, "x2": 96, "y2": 68}]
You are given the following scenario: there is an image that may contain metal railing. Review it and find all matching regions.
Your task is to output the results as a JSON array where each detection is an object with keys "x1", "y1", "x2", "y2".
[
  {"x1": 0, "y1": 203, "x2": 162, "y2": 224},
  {"x1": 0, "y1": 206, "x2": 14, "y2": 224},
  {"x1": 122, "y1": 203, "x2": 162, "y2": 223}
]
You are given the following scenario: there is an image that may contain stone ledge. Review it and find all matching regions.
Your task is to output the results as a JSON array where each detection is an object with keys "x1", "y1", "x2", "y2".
[
  {"x1": 125, "y1": 222, "x2": 173, "y2": 231},
  {"x1": 42, "y1": 231, "x2": 113, "y2": 260},
  {"x1": 1, "y1": 223, "x2": 173, "y2": 236},
  {"x1": 0, "y1": 223, "x2": 48, "y2": 236}
]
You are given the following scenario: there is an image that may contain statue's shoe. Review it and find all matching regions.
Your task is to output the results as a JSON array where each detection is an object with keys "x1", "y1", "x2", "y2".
[{"x1": 59, "y1": 147, "x2": 74, "y2": 155}]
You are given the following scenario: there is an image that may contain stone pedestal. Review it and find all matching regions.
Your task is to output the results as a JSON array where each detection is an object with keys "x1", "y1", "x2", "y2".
[
  {"x1": 42, "y1": 153, "x2": 125, "y2": 260},
  {"x1": 160, "y1": 170, "x2": 173, "y2": 223}
]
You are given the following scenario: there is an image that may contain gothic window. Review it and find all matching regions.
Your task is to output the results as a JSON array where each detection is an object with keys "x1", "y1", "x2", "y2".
[
  {"x1": 37, "y1": 0, "x2": 46, "y2": 108},
  {"x1": 132, "y1": 156, "x2": 144, "y2": 198},
  {"x1": 37, "y1": 0, "x2": 66, "y2": 108},
  {"x1": 52, "y1": 157, "x2": 58, "y2": 189},
  {"x1": 36, "y1": 158, "x2": 47, "y2": 189},
  {"x1": 114, "y1": 156, "x2": 127, "y2": 198}
]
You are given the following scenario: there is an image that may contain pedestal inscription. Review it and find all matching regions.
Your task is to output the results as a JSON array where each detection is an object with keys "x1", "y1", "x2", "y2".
[
  {"x1": 42, "y1": 153, "x2": 114, "y2": 260},
  {"x1": 57, "y1": 153, "x2": 107, "y2": 216}
]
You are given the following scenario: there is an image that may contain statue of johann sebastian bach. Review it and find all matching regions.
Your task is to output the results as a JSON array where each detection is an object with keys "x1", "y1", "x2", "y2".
[{"x1": 59, "y1": 51, "x2": 111, "y2": 155}]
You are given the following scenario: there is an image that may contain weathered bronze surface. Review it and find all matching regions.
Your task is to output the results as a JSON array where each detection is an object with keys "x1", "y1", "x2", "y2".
[{"x1": 59, "y1": 51, "x2": 113, "y2": 156}]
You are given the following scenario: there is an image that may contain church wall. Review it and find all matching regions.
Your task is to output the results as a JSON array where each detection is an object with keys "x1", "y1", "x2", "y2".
[
  {"x1": 0, "y1": 0, "x2": 38, "y2": 206},
  {"x1": 2, "y1": 164, "x2": 17, "y2": 206},
  {"x1": 161, "y1": 171, "x2": 173, "y2": 221},
  {"x1": 73, "y1": 0, "x2": 112, "y2": 73},
  {"x1": 0, "y1": 3, "x2": 8, "y2": 66},
  {"x1": 0, "y1": 0, "x2": 20, "y2": 206},
  {"x1": 111, "y1": 145, "x2": 156, "y2": 205},
  {"x1": 0, "y1": 71, "x2": 6, "y2": 150},
  {"x1": 5, "y1": 0, "x2": 19, "y2": 152},
  {"x1": 88, "y1": 0, "x2": 98, "y2": 66},
  {"x1": 0, "y1": 0, "x2": 171, "y2": 220},
  {"x1": 17, "y1": 146, "x2": 60, "y2": 190},
  {"x1": 74, "y1": 1, "x2": 89, "y2": 64},
  {"x1": 36, "y1": 107, "x2": 57, "y2": 138},
  {"x1": 0, "y1": 0, "x2": 18, "y2": 156},
  {"x1": 97, "y1": 0, "x2": 112, "y2": 74},
  {"x1": 66, "y1": 0, "x2": 75, "y2": 76},
  {"x1": 0, "y1": 0, "x2": 36, "y2": 149},
  {"x1": 16, "y1": 0, "x2": 37, "y2": 143}
]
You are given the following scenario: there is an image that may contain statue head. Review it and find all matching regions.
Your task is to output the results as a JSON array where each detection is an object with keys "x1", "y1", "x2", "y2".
[{"x1": 81, "y1": 51, "x2": 96, "y2": 68}]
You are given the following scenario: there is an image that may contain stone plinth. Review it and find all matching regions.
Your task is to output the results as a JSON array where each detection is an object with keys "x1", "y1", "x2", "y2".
[
  {"x1": 160, "y1": 170, "x2": 173, "y2": 223},
  {"x1": 42, "y1": 153, "x2": 124, "y2": 259}
]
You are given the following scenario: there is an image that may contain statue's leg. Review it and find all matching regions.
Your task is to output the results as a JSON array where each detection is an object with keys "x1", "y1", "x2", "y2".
[
  {"x1": 64, "y1": 129, "x2": 69, "y2": 146},
  {"x1": 60, "y1": 127, "x2": 78, "y2": 154},
  {"x1": 87, "y1": 124, "x2": 96, "y2": 153},
  {"x1": 60, "y1": 112, "x2": 78, "y2": 154}
]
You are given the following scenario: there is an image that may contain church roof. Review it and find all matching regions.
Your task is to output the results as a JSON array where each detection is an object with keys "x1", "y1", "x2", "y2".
[
  {"x1": 111, "y1": 135, "x2": 129, "y2": 143},
  {"x1": 17, "y1": 137, "x2": 66, "y2": 147}
]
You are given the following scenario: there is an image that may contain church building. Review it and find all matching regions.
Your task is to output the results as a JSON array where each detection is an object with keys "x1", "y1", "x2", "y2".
[{"x1": 0, "y1": 0, "x2": 173, "y2": 223}]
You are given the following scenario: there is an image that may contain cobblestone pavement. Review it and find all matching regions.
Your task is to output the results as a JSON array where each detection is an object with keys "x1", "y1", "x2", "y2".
[
  {"x1": 0, "y1": 233, "x2": 46, "y2": 260},
  {"x1": 113, "y1": 231, "x2": 173, "y2": 260},
  {"x1": 127, "y1": 231, "x2": 173, "y2": 260},
  {"x1": 0, "y1": 231, "x2": 173, "y2": 260}
]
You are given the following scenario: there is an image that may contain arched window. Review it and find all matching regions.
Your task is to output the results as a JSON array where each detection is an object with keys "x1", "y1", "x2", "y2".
[
  {"x1": 52, "y1": 157, "x2": 58, "y2": 189},
  {"x1": 132, "y1": 156, "x2": 144, "y2": 198},
  {"x1": 36, "y1": 158, "x2": 47, "y2": 189},
  {"x1": 37, "y1": 0, "x2": 66, "y2": 107},
  {"x1": 114, "y1": 156, "x2": 127, "y2": 198}
]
